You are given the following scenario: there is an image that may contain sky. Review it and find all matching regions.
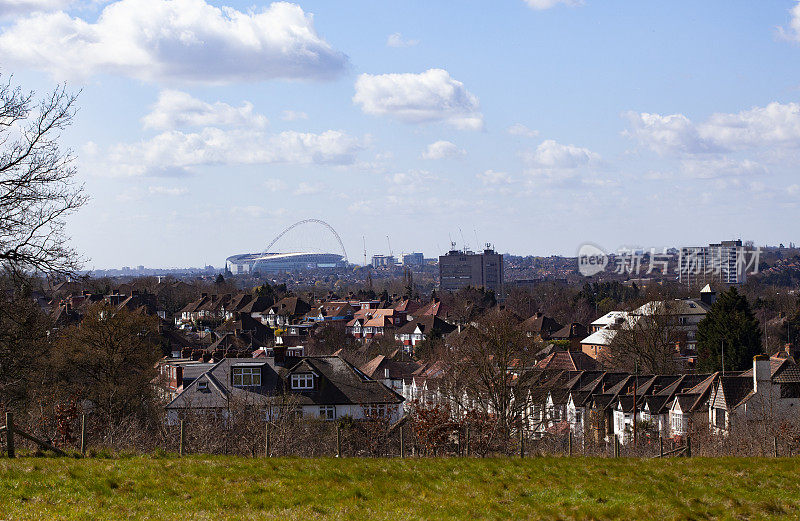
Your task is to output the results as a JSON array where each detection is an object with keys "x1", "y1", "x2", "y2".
[{"x1": 2, "y1": 0, "x2": 800, "y2": 269}]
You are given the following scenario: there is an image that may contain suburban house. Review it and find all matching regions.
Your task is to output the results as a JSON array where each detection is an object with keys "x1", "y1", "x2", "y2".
[
  {"x1": 708, "y1": 355, "x2": 800, "y2": 436},
  {"x1": 165, "y1": 351, "x2": 405, "y2": 424},
  {"x1": 394, "y1": 315, "x2": 457, "y2": 352},
  {"x1": 263, "y1": 297, "x2": 311, "y2": 328},
  {"x1": 519, "y1": 312, "x2": 563, "y2": 341},
  {"x1": 581, "y1": 288, "x2": 714, "y2": 366}
]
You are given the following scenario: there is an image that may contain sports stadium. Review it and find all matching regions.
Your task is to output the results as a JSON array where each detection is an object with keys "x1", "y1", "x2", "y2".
[{"x1": 226, "y1": 219, "x2": 348, "y2": 274}]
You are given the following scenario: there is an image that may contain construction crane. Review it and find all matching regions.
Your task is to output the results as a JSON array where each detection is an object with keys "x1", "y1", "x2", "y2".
[
  {"x1": 362, "y1": 235, "x2": 367, "y2": 266},
  {"x1": 386, "y1": 235, "x2": 393, "y2": 257}
]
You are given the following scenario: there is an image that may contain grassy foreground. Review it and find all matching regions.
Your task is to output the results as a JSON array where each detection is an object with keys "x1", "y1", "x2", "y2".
[{"x1": 1, "y1": 456, "x2": 799, "y2": 520}]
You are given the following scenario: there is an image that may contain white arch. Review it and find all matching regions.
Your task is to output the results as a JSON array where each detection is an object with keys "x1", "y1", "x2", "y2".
[{"x1": 263, "y1": 219, "x2": 348, "y2": 263}]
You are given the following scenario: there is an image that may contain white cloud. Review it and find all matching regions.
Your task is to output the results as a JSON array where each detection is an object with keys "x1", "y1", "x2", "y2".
[
  {"x1": 623, "y1": 111, "x2": 711, "y2": 155},
  {"x1": 142, "y1": 90, "x2": 268, "y2": 130},
  {"x1": 148, "y1": 185, "x2": 188, "y2": 196},
  {"x1": 523, "y1": 0, "x2": 582, "y2": 10},
  {"x1": 625, "y1": 102, "x2": 800, "y2": 155},
  {"x1": 0, "y1": 0, "x2": 69, "y2": 16},
  {"x1": 264, "y1": 178, "x2": 287, "y2": 192},
  {"x1": 281, "y1": 110, "x2": 308, "y2": 121},
  {"x1": 105, "y1": 128, "x2": 363, "y2": 177},
  {"x1": 353, "y1": 68, "x2": 484, "y2": 130},
  {"x1": 386, "y1": 170, "x2": 435, "y2": 194},
  {"x1": 779, "y1": 1, "x2": 800, "y2": 42},
  {"x1": 525, "y1": 139, "x2": 600, "y2": 169},
  {"x1": 231, "y1": 205, "x2": 286, "y2": 219},
  {"x1": 477, "y1": 169, "x2": 512, "y2": 185},
  {"x1": 506, "y1": 123, "x2": 539, "y2": 138},
  {"x1": 0, "y1": 0, "x2": 347, "y2": 83},
  {"x1": 680, "y1": 157, "x2": 766, "y2": 179},
  {"x1": 386, "y1": 32, "x2": 418, "y2": 47},
  {"x1": 293, "y1": 181, "x2": 323, "y2": 195},
  {"x1": 788, "y1": 184, "x2": 800, "y2": 196},
  {"x1": 701, "y1": 102, "x2": 800, "y2": 150},
  {"x1": 421, "y1": 140, "x2": 465, "y2": 160}
]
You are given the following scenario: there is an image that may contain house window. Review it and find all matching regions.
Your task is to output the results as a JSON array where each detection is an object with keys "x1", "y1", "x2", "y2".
[
  {"x1": 363, "y1": 404, "x2": 387, "y2": 417},
  {"x1": 232, "y1": 367, "x2": 261, "y2": 387},
  {"x1": 197, "y1": 381, "x2": 208, "y2": 391},
  {"x1": 714, "y1": 407, "x2": 726, "y2": 429},
  {"x1": 671, "y1": 412, "x2": 684, "y2": 434},
  {"x1": 319, "y1": 405, "x2": 336, "y2": 420},
  {"x1": 291, "y1": 373, "x2": 314, "y2": 390}
]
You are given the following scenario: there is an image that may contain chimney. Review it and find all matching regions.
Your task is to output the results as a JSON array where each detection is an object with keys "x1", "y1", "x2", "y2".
[
  {"x1": 753, "y1": 354, "x2": 771, "y2": 393},
  {"x1": 274, "y1": 345, "x2": 286, "y2": 366}
]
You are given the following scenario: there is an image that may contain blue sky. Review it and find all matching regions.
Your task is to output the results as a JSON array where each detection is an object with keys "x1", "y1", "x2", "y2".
[{"x1": 1, "y1": 0, "x2": 799, "y2": 268}]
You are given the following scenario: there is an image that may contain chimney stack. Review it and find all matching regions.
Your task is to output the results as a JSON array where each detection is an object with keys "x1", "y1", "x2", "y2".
[
  {"x1": 753, "y1": 354, "x2": 771, "y2": 393},
  {"x1": 274, "y1": 345, "x2": 286, "y2": 366}
]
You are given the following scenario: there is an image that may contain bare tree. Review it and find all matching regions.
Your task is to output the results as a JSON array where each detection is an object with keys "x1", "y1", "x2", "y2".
[
  {"x1": 52, "y1": 302, "x2": 161, "y2": 426},
  {"x1": 0, "y1": 76, "x2": 85, "y2": 276},
  {"x1": 606, "y1": 301, "x2": 683, "y2": 374},
  {"x1": 450, "y1": 308, "x2": 538, "y2": 433}
]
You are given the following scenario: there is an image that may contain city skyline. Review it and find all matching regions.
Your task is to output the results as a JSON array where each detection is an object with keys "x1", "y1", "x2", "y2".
[{"x1": 2, "y1": 1, "x2": 800, "y2": 269}]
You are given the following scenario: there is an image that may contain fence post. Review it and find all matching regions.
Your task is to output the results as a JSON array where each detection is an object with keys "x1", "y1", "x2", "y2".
[
  {"x1": 659, "y1": 434, "x2": 663, "y2": 458},
  {"x1": 399, "y1": 425, "x2": 405, "y2": 458},
  {"x1": 5, "y1": 412, "x2": 14, "y2": 459},
  {"x1": 519, "y1": 428, "x2": 525, "y2": 459},
  {"x1": 465, "y1": 426, "x2": 470, "y2": 457},
  {"x1": 568, "y1": 431, "x2": 573, "y2": 457},
  {"x1": 614, "y1": 436, "x2": 620, "y2": 458},
  {"x1": 336, "y1": 423, "x2": 342, "y2": 458},
  {"x1": 265, "y1": 422, "x2": 270, "y2": 457},
  {"x1": 774, "y1": 436, "x2": 779, "y2": 458},
  {"x1": 80, "y1": 414, "x2": 86, "y2": 456},
  {"x1": 685, "y1": 436, "x2": 691, "y2": 458},
  {"x1": 179, "y1": 420, "x2": 185, "y2": 457}
]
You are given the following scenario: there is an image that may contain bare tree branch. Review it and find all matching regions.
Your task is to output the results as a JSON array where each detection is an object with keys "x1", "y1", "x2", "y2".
[{"x1": 0, "y1": 75, "x2": 86, "y2": 278}]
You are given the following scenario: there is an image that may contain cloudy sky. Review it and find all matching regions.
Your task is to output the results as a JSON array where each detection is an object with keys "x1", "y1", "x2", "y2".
[{"x1": 2, "y1": 0, "x2": 800, "y2": 268}]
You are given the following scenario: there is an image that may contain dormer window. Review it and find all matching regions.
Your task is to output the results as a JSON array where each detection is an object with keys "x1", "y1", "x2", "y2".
[
  {"x1": 197, "y1": 381, "x2": 208, "y2": 391},
  {"x1": 291, "y1": 373, "x2": 314, "y2": 390},
  {"x1": 232, "y1": 366, "x2": 261, "y2": 387}
]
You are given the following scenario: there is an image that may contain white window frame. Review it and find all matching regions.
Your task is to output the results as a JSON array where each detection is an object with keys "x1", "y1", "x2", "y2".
[
  {"x1": 319, "y1": 405, "x2": 336, "y2": 420},
  {"x1": 232, "y1": 367, "x2": 261, "y2": 387},
  {"x1": 363, "y1": 404, "x2": 387, "y2": 418},
  {"x1": 291, "y1": 373, "x2": 314, "y2": 390}
]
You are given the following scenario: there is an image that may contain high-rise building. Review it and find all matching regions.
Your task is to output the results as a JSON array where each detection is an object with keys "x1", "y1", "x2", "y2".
[
  {"x1": 402, "y1": 252, "x2": 424, "y2": 266},
  {"x1": 439, "y1": 244, "x2": 503, "y2": 296},
  {"x1": 371, "y1": 254, "x2": 396, "y2": 268},
  {"x1": 679, "y1": 239, "x2": 747, "y2": 287}
]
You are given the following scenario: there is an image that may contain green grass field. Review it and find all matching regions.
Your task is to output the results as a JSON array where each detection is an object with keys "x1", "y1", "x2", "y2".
[{"x1": 1, "y1": 455, "x2": 799, "y2": 520}]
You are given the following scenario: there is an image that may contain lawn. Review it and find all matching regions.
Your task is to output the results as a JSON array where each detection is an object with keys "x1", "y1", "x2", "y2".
[{"x1": 1, "y1": 455, "x2": 799, "y2": 520}]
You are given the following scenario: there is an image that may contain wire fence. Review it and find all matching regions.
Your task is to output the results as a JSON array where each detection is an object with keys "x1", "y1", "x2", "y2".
[{"x1": 3, "y1": 409, "x2": 799, "y2": 459}]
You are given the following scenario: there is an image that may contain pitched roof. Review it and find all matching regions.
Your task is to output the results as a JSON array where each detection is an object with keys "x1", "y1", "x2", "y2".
[
  {"x1": 550, "y1": 322, "x2": 588, "y2": 340},
  {"x1": 270, "y1": 296, "x2": 310, "y2": 316},
  {"x1": 719, "y1": 376, "x2": 754, "y2": 410},
  {"x1": 395, "y1": 315, "x2": 456, "y2": 336},
  {"x1": 535, "y1": 350, "x2": 599, "y2": 371},
  {"x1": 519, "y1": 312, "x2": 563, "y2": 337},
  {"x1": 415, "y1": 299, "x2": 451, "y2": 318},
  {"x1": 166, "y1": 355, "x2": 403, "y2": 411},
  {"x1": 580, "y1": 327, "x2": 617, "y2": 346}
]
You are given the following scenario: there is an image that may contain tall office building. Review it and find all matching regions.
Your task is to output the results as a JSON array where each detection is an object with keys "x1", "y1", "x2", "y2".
[
  {"x1": 402, "y1": 252, "x2": 425, "y2": 266},
  {"x1": 439, "y1": 244, "x2": 504, "y2": 297},
  {"x1": 679, "y1": 239, "x2": 746, "y2": 287}
]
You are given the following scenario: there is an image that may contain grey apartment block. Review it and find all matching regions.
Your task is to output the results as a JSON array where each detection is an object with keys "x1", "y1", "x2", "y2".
[{"x1": 439, "y1": 246, "x2": 504, "y2": 297}]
